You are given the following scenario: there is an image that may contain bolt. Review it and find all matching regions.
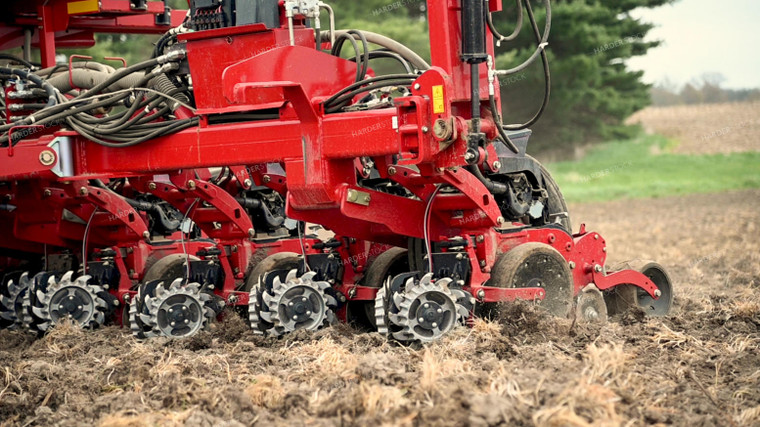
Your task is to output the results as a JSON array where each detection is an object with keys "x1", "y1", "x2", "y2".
[
  {"x1": 347, "y1": 189, "x2": 357, "y2": 202},
  {"x1": 493, "y1": 161, "x2": 502, "y2": 170},
  {"x1": 143, "y1": 231, "x2": 150, "y2": 240},
  {"x1": 602, "y1": 247, "x2": 607, "y2": 253},
  {"x1": 418, "y1": 317, "x2": 424, "y2": 323},
  {"x1": 184, "y1": 319, "x2": 189, "y2": 324},
  {"x1": 169, "y1": 308, "x2": 174, "y2": 313},
  {"x1": 476, "y1": 235, "x2": 484, "y2": 243},
  {"x1": 479, "y1": 260, "x2": 486, "y2": 267},
  {"x1": 182, "y1": 306, "x2": 187, "y2": 311},
  {"x1": 123, "y1": 294, "x2": 131, "y2": 303},
  {"x1": 243, "y1": 179, "x2": 252, "y2": 188},
  {"x1": 476, "y1": 289, "x2": 485, "y2": 300},
  {"x1": 248, "y1": 228, "x2": 255, "y2": 238},
  {"x1": 187, "y1": 180, "x2": 196, "y2": 190},
  {"x1": 293, "y1": 315, "x2": 298, "y2": 320},
  {"x1": 594, "y1": 234, "x2": 599, "y2": 240},
  {"x1": 306, "y1": 310, "x2": 311, "y2": 315},
  {"x1": 262, "y1": 175, "x2": 271, "y2": 183},
  {"x1": 497, "y1": 216, "x2": 505, "y2": 225},
  {"x1": 437, "y1": 308, "x2": 442, "y2": 313},
  {"x1": 413, "y1": 83, "x2": 421, "y2": 90},
  {"x1": 387, "y1": 166, "x2": 397, "y2": 176},
  {"x1": 69, "y1": 296, "x2": 74, "y2": 301},
  {"x1": 43, "y1": 189, "x2": 52, "y2": 197},
  {"x1": 289, "y1": 301, "x2": 294, "y2": 306},
  {"x1": 654, "y1": 289, "x2": 662, "y2": 298},
  {"x1": 421, "y1": 126, "x2": 430, "y2": 134},
  {"x1": 464, "y1": 151, "x2": 476, "y2": 161},
  {"x1": 79, "y1": 187, "x2": 88, "y2": 196},
  {"x1": 423, "y1": 303, "x2": 429, "y2": 308},
  {"x1": 170, "y1": 321, "x2": 176, "y2": 327},
  {"x1": 594, "y1": 264, "x2": 603, "y2": 273},
  {"x1": 456, "y1": 253, "x2": 463, "y2": 260},
  {"x1": 569, "y1": 261, "x2": 576, "y2": 269},
  {"x1": 39, "y1": 150, "x2": 55, "y2": 166},
  {"x1": 148, "y1": 182, "x2": 157, "y2": 191},
  {"x1": 363, "y1": 194, "x2": 371, "y2": 203},
  {"x1": 431, "y1": 322, "x2": 438, "y2": 328}
]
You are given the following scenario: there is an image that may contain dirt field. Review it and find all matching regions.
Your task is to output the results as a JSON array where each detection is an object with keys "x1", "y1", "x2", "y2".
[
  {"x1": 627, "y1": 102, "x2": 760, "y2": 155},
  {"x1": 1, "y1": 190, "x2": 759, "y2": 427}
]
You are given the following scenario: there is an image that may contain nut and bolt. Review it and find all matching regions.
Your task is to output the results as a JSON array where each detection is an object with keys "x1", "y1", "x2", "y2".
[
  {"x1": 148, "y1": 182, "x2": 157, "y2": 191},
  {"x1": 243, "y1": 179, "x2": 252, "y2": 187},
  {"x1": 497, "y1": 216, "x2": 505, "y2": 225},
  {"x1": 43, "y1": 189, "x2": 52, "y2": 197},
  {"x1": 348, "y1": 288, "x2": 357, "y2": 298},
  {"x1": 476, "y1": 235, "x2": 484, "y2": 243},
  {"x1": 421, "y1": 126, "x2": 430, "y2": 134},
  {"x1": 79, "y1": 187, "x2": 88, "y2": 196},
  {"x1": 262, "y1": 175, "x2": 272, "y2": 183},
  {"x1": 39, "y1": 150, "x2": 55, "y2": 166},
  {"x1": 142, "y1": 231, "x2": 150, "y2": 240},
  {"x1": 187, "y1": 180, "x2": 196, "y2": 190},
  {"x1": 248, "y1": 228, "x2": 255, "y2": 238},
  {"x1": 476, "y1": 289, "x2": 485, "y2": 300},
  {"x1": 594, "y1": 234, "x2": 599, "y2": 240},
  {"x1": 479, "y1": 260, "x2": 486, "y2": 268},
  {"x1": 387, "y1": 166, "x2": 397, "y2": 176},
  {"x1": 228, "y1": 294, "x2": 239, "y2": 304},
  {"x1": 464, "y1": 151, "x2": 476, "y2": 161},
  {"x1": 654, "y1": 289, "x2": 662, "y2": 298},
  {"x1": 594, "y1": 264, "x2": 603, "y2": 273},
  {"x1": 413, "y1": 83, "x2": 421, "y2": 90},
  {"x1": 492, "y1": 161, "x2": 502, "y2": 170},
  {"x1": 569, "y1": 261, "x2": 576, "y2": 269}
]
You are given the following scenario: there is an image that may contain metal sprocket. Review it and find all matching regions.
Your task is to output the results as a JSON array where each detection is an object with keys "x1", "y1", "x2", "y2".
[
  {"x1": 29, "y1": 271, "x2": 108, "y2": 331},
  {"x1": 381, "y1": 273, "x2": 467, "y2": 343},
  {"x1": 249, "y1": 269, "x2": 337, "y2": 336},
  {"x1": 129, "y1": 278, "x2": 214, "y2": 338},
  {"x1": 0, "y1": 272, "x2": 33, "y2": 329}
]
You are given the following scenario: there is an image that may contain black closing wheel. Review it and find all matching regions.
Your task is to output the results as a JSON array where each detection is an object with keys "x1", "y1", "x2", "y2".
[
  {"x1": 605, "y1": 260, "x2": 674, "y2": 317},
  {"x1": 488, "y1": 242, "x2": 574, "y2": 317}
]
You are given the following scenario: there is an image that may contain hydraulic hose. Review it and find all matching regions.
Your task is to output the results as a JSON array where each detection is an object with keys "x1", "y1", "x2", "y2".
[
  {"x1": 503, "y1": 0, "x2": 551, "y2": 130},
  {"x1": 486, "y1": 0, "x2": 523, "y2": 45},
  {"x1": 326, "y1": 30, "x2": 430, "y2": 71},
  {"x1": 495, "y1": 0, "x2": 551, "y2": 76},
  {"x1": 0, "y1": 67, "x2": 57, "y2": 107},
  {"x1": 467, "y1": 164, "x2": 507, "y2": 194}
]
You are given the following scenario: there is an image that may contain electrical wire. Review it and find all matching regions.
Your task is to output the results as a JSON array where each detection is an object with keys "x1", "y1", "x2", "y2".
[
  {"x1": 82, "y1": 208, "x2": 98, "y2": 275},
  {"x1": 502, "y1": 0, "x2": 551, "y2": 130},
  {"x1": 486, "y1": 0, "x2": 523, "y2": 45},
  {"x1": 423, "y1": 185, "x2": 443, "y2": 274},
  {"x1": 180, "y1": 198, "x2": 199, "y2": 281}
]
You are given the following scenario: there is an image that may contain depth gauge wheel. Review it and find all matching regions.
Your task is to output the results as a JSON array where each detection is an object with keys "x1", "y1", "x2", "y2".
[
  {"x1": 487, "y1": 242, "x2": 574, "y2": 318},
  {"x1": 605, "y1": 260, "x2": 674, "y2": 317}
]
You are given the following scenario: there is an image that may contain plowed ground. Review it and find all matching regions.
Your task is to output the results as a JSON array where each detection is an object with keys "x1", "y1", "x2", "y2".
[{"x1": 1, "y1": 190, "x2": 759, "y2": 427}]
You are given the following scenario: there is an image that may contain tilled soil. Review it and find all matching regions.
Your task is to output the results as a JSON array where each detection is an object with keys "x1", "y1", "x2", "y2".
[{"x1": 1, "y1": 190, "x2": 759, "y2": 427}]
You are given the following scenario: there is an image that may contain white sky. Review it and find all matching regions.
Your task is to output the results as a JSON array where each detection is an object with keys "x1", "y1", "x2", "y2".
[{"x1": 628, "y1": 0, "x2": 760, "y2": 89}]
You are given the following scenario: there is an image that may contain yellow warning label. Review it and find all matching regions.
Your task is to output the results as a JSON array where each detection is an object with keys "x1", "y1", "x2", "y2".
[
  {"x1": 432, "y1": 85, "x2": 445, "y2": 114},
  {"x1": 67, "y1": 0, "x2": 100, "y2": 15}
]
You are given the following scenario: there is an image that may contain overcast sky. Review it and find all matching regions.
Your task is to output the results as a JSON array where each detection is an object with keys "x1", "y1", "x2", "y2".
[{"x1": 627, "y1": 0, "x2": 760, "y2": 89}]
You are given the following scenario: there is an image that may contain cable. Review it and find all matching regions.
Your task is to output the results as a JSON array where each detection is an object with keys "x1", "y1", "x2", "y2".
[
  {"x1": 486, "y1": 0, "x2": 523, "y2": 45},
  {"x1": 82, "y1": 208, "x2": 99, "y2": 275},
  {"x1": 502, "y1": 0, "x2": 551, "y2": 130},
  {"x1": 349, "y1": 50, "x2": 413, "y2": 74},
  {"x1": 297, "y1": 221, "x2": 311, "y2": 272},
  {"x1": 0, "y1": 67, "x2": 57, "y2": 108},
  {"x1": 494, "y1": 0, "x2": 551, "y2": 77},
  {"x1": 0, "y1": 54, "x2": 36, "y2": 69},
  {"x1": 331, "y1": 30, "x2": 370, "y2": 83},
  {"x1": 180, "y1": 199, "x2": 199, "y2": 281},
  {"x1": 423, "y1": 185, "x2": 443, "y2": 274},
  {"x1": 489, "y1": 94, "x2": 520, "y2": 153}
]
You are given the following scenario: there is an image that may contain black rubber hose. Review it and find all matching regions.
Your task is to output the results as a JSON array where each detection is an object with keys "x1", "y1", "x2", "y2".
[
  {"x1": 235, "y1": 197, "x2": 285, "y2": 228},
  {"x1": 0, "y1": 54, "x2": 36, "y2": 69},
  {"x1": 467, "y1": 164, "x2": 508, "y2": 194},
  {"x1": 503, "y1": 0, "x2": 551, "y2": 130},
  {"x1": 323, "y1": 74, "x2": 417, "y2": 111},
  {"x1": 497, "y1": 0, "x2": 551, "y2": 76},
  {"x1": 325, "y1": 78, "x2": 417, "y2": 113},
  {"x1": 0, "y1": 67, "x2": 57, "y2": 107},
  {"x1": 349, "y1": 50, "x2": 412, "y2": 74},
  {"x1": 332, "y1": 32, "x2": 368, "y2": 83},
  {"x1": 486, "y1": 0, "x2": 523, "y2": 44},
  {"x1": 489, "y1": 95, "x2": 520, "y2": 153}
]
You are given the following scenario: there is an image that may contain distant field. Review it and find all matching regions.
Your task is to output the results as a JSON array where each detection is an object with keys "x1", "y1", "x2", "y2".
[
  {"x1": 627, "y1": 102, "x2": 760, "y2": 155},
  {"x1": 546, "y1": 133, "x2": 760, "y2": 203}
]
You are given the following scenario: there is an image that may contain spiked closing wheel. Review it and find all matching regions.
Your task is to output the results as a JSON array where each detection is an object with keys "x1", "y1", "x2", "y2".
[
  {"x1": 129, "y1": 278, "x2": 214, "y2": 338},
  {"x1": 31, "y1": 271, "x2": 108, "y2": 330},
  {"x1": 0, "y1": 272, "x2": 32, "y2": 329},
  {"x1": 489, "y1": 242, "x2": 574, "y2": 317},
  {"x1": 249, "y1": 269, "x2": 337, "y2": 336},
  {"x1": 605, "y1": 260, "x2": 674, "y2": 317},
  {"x1": 378, "y1": 273, "x2": 468, "y2": 343}
]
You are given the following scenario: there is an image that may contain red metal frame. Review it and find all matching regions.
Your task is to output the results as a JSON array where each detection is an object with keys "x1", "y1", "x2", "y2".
[{"x1": 0, "y1": 0, "x2": 666, "y2": 327}]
